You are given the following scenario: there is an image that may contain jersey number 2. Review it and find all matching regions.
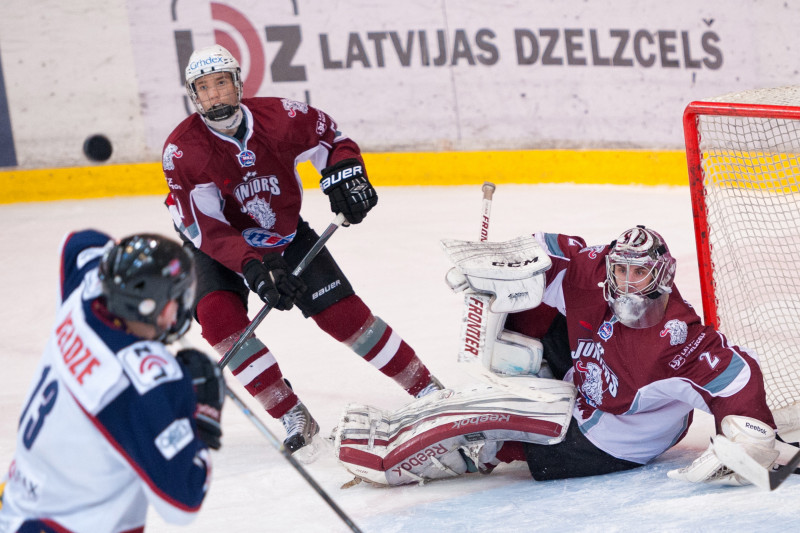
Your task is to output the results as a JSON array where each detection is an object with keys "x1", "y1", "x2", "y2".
[
  {"x1": 700, "y1": 352, "x2": 720, "y2": 369},
  {"x1": 19, "y1": 366, "x2": 59, "y2": 449}
]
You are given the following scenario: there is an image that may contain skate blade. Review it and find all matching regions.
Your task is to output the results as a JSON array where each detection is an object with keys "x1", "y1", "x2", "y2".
[{"x1": 292, "y1": 432, "x2": 327, "y2": 464}]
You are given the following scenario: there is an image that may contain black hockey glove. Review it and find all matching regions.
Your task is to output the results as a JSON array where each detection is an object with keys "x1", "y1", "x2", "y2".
[
  {"x1": 242, "y1": 254, "x2": 306, "y2": 311},
  {"x1": 320, "y1": 158, "x2": 378, "y2": 225},
  {"x1": 175, "y1": 348, "x2": 225, "y2": 450}
]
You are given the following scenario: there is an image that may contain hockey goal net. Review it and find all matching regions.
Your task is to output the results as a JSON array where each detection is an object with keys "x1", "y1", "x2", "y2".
[{"x1": 684, "y1": 86, "x2": 800, "y2": 437}]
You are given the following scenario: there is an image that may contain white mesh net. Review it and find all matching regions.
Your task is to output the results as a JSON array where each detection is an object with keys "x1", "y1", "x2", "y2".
[{"x1": 692, "y1": 86, "x2": 800, "y2": 411}]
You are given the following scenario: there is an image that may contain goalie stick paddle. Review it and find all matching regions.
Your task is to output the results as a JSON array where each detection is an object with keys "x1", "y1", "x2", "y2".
[
  {"x1": 224, "y1": 385, "x2": 364, "y2": 533},
  {"x1": 712, "y1": 436, "x2": 800, "y2": 490},
  {"x1": 218, "y1": 213, "x2": 347, "y2": 370}
]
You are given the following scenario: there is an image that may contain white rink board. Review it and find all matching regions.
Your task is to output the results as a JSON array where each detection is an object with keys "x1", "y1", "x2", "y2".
[{"x1": 1, "y1": 1, "x2": 800, "y2": 167}]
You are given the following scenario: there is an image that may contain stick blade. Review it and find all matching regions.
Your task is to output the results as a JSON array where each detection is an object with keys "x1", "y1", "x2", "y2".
[
  {"x1": 713, "y1": 436, "x2": 800, "y2": 490},
  {"x1": 769, "y1": 448, "x2": 800, "y2": 490},
  {"x1": 712, "y1": 436, "x2": 771, "y2": 489}
]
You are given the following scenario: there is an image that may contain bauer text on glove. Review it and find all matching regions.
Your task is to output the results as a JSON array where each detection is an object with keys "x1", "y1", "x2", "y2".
[{"x1": 320, "y1": 158, "x2": 378, "y2": 224}]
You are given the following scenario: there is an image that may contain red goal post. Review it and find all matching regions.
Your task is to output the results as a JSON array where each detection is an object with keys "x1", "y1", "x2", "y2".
[{"x1": 684, "y1": 86, "x2": 800, "y2": 439}]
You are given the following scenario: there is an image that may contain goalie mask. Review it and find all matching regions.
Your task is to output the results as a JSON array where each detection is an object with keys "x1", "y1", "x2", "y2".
[
  {"x1": 98, "y1": 234, "x2": 196, "y2": 343},
  {"x1": 185, "y1": 44, "x2": 244, "y2": 130},
  {"x1": 602, "y1": 226, "x2": 676, "y2": 329}
]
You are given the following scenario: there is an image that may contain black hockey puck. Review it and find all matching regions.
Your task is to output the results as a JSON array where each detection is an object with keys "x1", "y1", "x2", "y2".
[{"x1": 83, "y1": 134, "x2": 113, "y2": 162}]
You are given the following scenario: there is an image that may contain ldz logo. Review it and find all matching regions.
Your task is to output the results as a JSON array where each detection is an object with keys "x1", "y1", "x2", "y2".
[{"x1": 174, "y1": 1, "x2": 307, "y2": 100}]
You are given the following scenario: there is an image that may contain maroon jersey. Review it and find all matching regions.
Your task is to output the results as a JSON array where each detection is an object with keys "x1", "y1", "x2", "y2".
[
  {"x1": 162, "y1": 97, "x2": 363, "y2": 273},
  {"x1": 534, "y1": 232, "x2": 774, "y2": 463}
]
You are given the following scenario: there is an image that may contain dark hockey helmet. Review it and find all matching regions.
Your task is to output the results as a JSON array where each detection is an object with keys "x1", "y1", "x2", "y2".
[
  {"x1": 602, "y1": 226, "x2": 676, "y2": 329},
  {"x1": 98, "y1": 234, "x2": 196, "y2": 343}
]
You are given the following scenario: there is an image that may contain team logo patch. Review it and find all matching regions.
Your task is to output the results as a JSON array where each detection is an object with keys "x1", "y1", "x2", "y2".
[
  {"x1": 576, "y1": 360, "x2": 606, "y2": 407},
  {"x1": 660, "y1": 319, "x2": 688, "y2": 346},
  {"x1": 237, "y1": 149, "x2": 256, "y2": 167},
  {"x1": 244, "y1": 196, "x2": 277, "y2": 229},
  {"x1": 155, "y1": 418, "x2": 194, "y2": 460},
  {"x1": 597, "y1": 320, "x2": 614, "y2": 341},
  {"x1": 669, "y1": 356, "x2": 685, "y2": 370},
  {"x1": 120, "y1": 343, "x2": 182, "y2": 395},
  {"x1": 282, "y1": 98, "x2": 309, "y2": 117},
  {"x1": 242, "y1": 228, "x2": 296, "y2": 248},
  {"x1": 580, "y1": 244, "x2": 605, "y2": 259},
  {"x1": 162, "y1": 143, "x2": 183, "y2": 171}
]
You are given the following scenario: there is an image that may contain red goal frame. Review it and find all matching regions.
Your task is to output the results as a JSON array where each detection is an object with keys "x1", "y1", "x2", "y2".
[{"x1": 683, "y1": 101, "x2": 800, "y2": 328}]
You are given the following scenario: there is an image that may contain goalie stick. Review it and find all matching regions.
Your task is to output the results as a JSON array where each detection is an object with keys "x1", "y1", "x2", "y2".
[
  {"x1": 712, "y1": 436, "x2": 800, "y2": 491},
  {"x1": 480, "y1": 181, "x2": 495, "y2": 242},
  {"x1": 218, "y1": 212, "x2": 347, "y2": 369}
]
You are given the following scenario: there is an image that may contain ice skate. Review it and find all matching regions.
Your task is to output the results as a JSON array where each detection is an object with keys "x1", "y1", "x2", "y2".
[
  {"x1": 415, "y1": 375, "x2": 445, "y2": 398},
  {"x1": 281, "y1": 401, "x2": 320, "y2": 459}
]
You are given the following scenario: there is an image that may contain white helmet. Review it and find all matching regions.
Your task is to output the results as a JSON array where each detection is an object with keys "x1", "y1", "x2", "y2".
[
  {"x1": 185, "y1": 45, "x2": 243, "y2": 122},
  {"x1": 602, "y1": 226, "x2": 676, "y2": 329}
]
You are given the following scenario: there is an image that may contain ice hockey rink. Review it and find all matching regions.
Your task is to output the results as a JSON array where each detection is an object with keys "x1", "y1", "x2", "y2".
[{"x1": 1, "y1": 184, "x2": 798, "y2": 532}]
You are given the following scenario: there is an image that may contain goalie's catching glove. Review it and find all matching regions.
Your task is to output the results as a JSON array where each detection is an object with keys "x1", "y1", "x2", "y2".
[
  {"x1": 176, "y1": 348, "x2": 225, "y2": 450},
  {"x1": 667, "y1": 415, "x2": 779, "y2": 486},
  {"x1": 320, "y1": 158, "x2": 378, "y2": 225},
  {"x1": 243, "y1": 253, "x2": 306, "y2": 311}
]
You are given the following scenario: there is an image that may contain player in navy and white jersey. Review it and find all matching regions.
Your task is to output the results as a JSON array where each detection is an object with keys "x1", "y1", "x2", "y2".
[
  {"x1": 162, "y1": 44, "x2": 442, "y2": 454},
  {"x1": 335, "y1": 226, "x2": 783, "y2": 488},
  {"x1": 0, "y1": 230, "x2": 223, "y2": 533}
]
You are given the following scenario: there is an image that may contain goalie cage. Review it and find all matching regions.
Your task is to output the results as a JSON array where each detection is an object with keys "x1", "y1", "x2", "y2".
[{"x1": 684, "y1": 86, "x2": 800, "y2": 441}]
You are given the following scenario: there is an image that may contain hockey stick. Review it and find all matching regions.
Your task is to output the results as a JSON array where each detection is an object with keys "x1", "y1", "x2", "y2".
[
  {"x1": 712, "y1": 436, "x2": 800, "y2": 490},
  {"x1": 225, "y1": 385, "x2": 364, "y2": 532},
  {"x1": 479, "y1": 181, "x2": 496, "y2": 242},
  {"x1": 218, "y1": 212, "x2": 347, "y2": 370}
]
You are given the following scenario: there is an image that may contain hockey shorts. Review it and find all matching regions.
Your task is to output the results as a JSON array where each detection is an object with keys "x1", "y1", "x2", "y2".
[
  {"x1": 523, "y1": 417, "x2": 642, "y2": 481},
  {"x1": 186, "y1": 217, "x2": 354, "y2": 318}
]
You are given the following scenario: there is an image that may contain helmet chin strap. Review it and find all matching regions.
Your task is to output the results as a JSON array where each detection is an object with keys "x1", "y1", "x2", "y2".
[{"x1": 204, "y1": 107, "x2": 243, "y2": 132}]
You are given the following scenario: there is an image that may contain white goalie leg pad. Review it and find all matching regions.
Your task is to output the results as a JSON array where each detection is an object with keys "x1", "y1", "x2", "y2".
[
  {"x1": 335, "y1": 382, "x2": 575, "y2": 486},
  {"x1": 441, "y1": 236, "x2": 552, "y2": 313}
]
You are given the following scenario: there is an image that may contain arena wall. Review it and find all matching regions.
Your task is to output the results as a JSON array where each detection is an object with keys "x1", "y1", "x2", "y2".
[{"x1": 1, "y1": 0, "x2": 798, "y2": 202}]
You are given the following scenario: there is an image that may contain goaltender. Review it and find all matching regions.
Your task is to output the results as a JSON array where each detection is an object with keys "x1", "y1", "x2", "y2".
[{"x1": 334, "y1": 226, "x2": 795, "y2": 488}]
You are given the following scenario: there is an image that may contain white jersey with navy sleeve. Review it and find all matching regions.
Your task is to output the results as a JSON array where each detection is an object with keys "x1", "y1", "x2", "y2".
[{"x1": 0, "y1": 230, "x2": 211, "y2": 533}]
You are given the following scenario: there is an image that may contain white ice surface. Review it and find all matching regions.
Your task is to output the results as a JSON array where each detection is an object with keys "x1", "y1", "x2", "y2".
[{"x1": 1, "y1": 185, "x2": 797, "y2": 532}]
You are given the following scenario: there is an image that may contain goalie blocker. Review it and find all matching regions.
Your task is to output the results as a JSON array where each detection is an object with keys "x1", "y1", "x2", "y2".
[
  {"x1": 334, "y1": 378, "x2": 576, "y2": 486},
  {"x1": 441, "y1": 235, "x2": 552, "y2": 375}
]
